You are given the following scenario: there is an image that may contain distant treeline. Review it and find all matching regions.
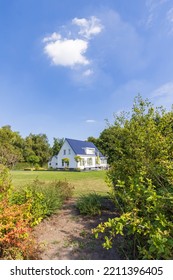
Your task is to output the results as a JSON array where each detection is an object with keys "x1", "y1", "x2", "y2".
[
  {"x1": 0, "y1": 126, "x2": 65, "y2": 168},
  {"x1": 0, "y1": 125, "x2": 106, "y2": 169}
]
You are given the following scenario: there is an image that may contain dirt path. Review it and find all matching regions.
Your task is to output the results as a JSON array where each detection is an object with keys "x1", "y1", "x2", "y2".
[{"x1": 34, "y1": 198, "x2": 121, "y2": 260}]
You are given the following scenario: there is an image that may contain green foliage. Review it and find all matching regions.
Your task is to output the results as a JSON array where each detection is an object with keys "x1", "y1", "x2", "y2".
[
  {"x1": 0, "y1": 164, "x2": 74, "y2": 259},
  {"x1": 62, "y1": 158, "x2": 69, "y2": 167},
  {"x1": 0, "y1": 165, "x2": 12, "y2": 196},
  {"x1": 76, "y1": 192, "x2": 103, "y2": 216},
  {"x1": 74, "y1": 156, "x2": 82, "y2": 162},
  {"x1": 52, "y1": 137, "x2": 64, "y2": 156},
  {"x1": 12, "y1": 162, "x2": 31, "y2": 170},
  {"x1": 94, "y1": 95, "x2": 173, "y2": 259},
  {"x1": 0, "y1": 126, "x2": 23, "y2": 168},
  {"x1": 9, "y1": 179, "x2": 74, "y2": 226},
  {"x1": 94, "y1": 174, "x2": 173, "y2": 259},
  {"x1": 24, "y1": 133, "x2": 51, "y2": 166}
]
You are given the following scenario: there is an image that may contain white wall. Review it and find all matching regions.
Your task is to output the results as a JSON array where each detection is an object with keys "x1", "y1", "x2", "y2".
[
  {"x1": 57, "y1": 141, "x2": 77, "y2": 168},
  {"x1": 48, "y1": 155, "x2": 58, "y2": 169}
]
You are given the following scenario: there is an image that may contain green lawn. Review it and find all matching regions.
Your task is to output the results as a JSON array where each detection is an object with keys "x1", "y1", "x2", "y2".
[{"x1": 11, "y1": 170, "x2": 109, "y2": 197}]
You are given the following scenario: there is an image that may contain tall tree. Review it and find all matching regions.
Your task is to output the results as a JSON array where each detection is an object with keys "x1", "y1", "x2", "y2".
[
  {"x1": 0, "y1": 126, "x2": 23, "y2": 167},
  {"x1": 51, "y1": 138, "x2": 64, "y2": 156},
  {"x1": 24, "y1": 133, "x2": 51, "y2": 166}
]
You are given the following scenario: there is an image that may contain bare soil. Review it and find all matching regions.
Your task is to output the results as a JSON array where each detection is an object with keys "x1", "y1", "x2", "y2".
[{"x1": 34, "y1": 198, "x2": 121, "y2": 260}]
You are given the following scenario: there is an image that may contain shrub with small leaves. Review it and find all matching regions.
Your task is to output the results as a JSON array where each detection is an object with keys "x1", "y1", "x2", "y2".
[
  {"x1": 9, "y1": 179, "x2": 74, "y2": 226},
  {"x1": 76, "y1": 192, "x2": 103, "y2": 216}
]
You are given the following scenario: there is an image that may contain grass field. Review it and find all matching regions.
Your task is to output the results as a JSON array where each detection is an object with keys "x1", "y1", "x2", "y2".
[{"x1": 11, "y1": 170, "x2": 109, "y2": 197}]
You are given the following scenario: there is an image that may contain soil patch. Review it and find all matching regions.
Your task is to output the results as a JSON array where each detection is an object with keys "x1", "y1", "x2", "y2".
[{"x1": 34, "y1": 198, "x2": 121, "y2": 260}]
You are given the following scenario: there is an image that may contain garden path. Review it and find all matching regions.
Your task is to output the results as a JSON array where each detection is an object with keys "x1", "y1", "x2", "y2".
[{"x1": 34, "y1": 198, "x2": 121, "y2": 260}]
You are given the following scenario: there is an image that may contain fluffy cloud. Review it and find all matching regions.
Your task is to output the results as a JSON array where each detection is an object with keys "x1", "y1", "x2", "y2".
[
  {"x1": 43, "y1": 32, "x2": 61, "y2": 43},
  {"x1": 43, "y1": 16, "x2": 103, "y2": 68},
  {"x1": 44, "y1": 38, "x2": 89, "y2": 67},
  {"x1": 72, "y1": 16, "x2": 103, "y2": 39}
]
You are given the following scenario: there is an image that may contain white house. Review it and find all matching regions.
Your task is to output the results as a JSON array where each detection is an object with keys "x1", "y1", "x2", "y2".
[{"x1": 48, "y1": 138, "x2": 108, "y2": 170}]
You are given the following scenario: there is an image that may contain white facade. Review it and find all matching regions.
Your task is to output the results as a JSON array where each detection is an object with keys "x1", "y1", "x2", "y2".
[{"x1": 48, "y1": 139, "x2": 108, "y2": 170}]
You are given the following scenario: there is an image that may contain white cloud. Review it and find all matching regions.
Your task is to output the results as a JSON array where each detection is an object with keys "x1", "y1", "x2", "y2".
[
  {"x1": 85, "y1": 119, "x2": 96, "y2": 123},
  {"x1": 43, "y1": 32, "x2": 61, "y2": 43},
  {"x1": 43, "y1": 16, "x2": 103, "y2": 69},
  {"x1": 72, "y1": 16, "x2": 103, "y2": 39},
  {"x1": 151, "y1": 82, "x2": 173, "y2": 97},
  {"x1": 44, "y1": 37, "x2": 89, "y2": 67},
  {"x1": 83, "y1": 69, "x2": 94, "y2": 76},
  {"x1": 145, "y1": 1, "x2": 173, "y2": 35},
  {"x1": 151, "y1": 82, "x2": 173, "y2": 108}
]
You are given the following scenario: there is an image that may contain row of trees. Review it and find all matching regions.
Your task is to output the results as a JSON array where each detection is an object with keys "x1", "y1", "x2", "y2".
[{"x1": 0, "y1": 126, "x2": 64, "y2": 168}]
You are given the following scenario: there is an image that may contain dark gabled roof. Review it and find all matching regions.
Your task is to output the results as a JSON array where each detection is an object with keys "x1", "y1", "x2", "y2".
[{"x1": 65, "y1": 138, "x2": 105, "y2": 157}]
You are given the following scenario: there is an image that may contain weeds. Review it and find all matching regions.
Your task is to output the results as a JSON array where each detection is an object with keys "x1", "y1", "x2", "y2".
[{"x1": 76, "y1": 192, "x2": 103, "y2": 216}]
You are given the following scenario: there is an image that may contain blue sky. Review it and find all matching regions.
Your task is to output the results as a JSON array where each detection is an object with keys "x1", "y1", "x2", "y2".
[{"x1": 0, "y1": 0, "x2": 173, "y2": 144}]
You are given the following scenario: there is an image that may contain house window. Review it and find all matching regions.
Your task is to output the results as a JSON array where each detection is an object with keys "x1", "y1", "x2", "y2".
[
  {"x1": 100, "y1": 158, "x2": 106, "y2": 164},
  {"x1": 62, "y1": 160, "x2": 64, "y2": 167},
  {"x1": 68, "y1": 149, "x2": 71, "y2": 154},
  {"x1": 87, "y1": 158, "x2": 93, "y2": 166},
  {"x1": 63, "y1": 150, "x2": 66, "y2": 155},
  {"x1": 85, "y1": 148, "x2": 95, "y2": 155}
]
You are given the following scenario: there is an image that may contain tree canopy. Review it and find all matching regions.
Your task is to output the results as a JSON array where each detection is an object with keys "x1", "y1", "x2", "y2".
[{"x1": 94, "y1": 95, "x2": 173, "y2": 259}]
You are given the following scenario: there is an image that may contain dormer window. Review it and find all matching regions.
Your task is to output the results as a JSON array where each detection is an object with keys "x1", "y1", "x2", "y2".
[{"x1": 84, "y1": 147, "x2": 95, "y2": 155}]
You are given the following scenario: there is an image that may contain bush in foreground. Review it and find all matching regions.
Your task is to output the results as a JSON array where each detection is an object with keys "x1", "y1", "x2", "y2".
[
  {"x1": 0, "y1": 165, "x2": 74, "y2": 259},
  {"x1": 9, "y1": 179, "x2": 74, "y2": 226},
  {"x1": 0, "y1": 165, "x2": 38, "y2": 259},
  {"x1": 94, "y1": 96, "x2": 173, "y2": 259}
]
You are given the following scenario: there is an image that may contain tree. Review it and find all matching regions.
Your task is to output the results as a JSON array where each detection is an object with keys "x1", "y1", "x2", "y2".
[
  {"x1": 52, "y1": 138, "x2": 64, "y2": 156},
  {"x1": 0, "y1": 126, "x2": 23, "y2": 168},
  {"x1": 24, "y1": 133, "x2": 51, "y2": 166},
  {"x1": 27, "y1": 155, "x2": 40, "y2": 167},
  {"x1": 94, "y1": 95, "x2": 173, "y2": 259}
]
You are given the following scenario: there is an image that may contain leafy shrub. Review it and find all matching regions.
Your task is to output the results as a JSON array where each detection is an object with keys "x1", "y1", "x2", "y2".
[
  {"x1": 0, "y1": 166, "x2": 38, "y2": 259},
  {"x1": 0, "y1": 164, "x2": 12, "y2": 195},
  {"x1": 12, "y1": 162, "x2": 31, "y2": 171},
  {"x1": 24, "y1": 168, "x2": 33, "y2": 171},
  {"x1": 0, "y1": 199, "x2": 39, "y2": 260},
  {"x1": 9, "y1": 179, "x2": 74, "y2": 226},
  {"x1": 94, "y1": 96, "x2": 173, "y2": 260},
  {"x1": 0, "y1": 164, "x2": 74, "y2": 259},
  {"x1": 94, "y1": 174, "x2": 173, "y2": 259},
  {"x1": 76, "y1": 192, "x2": 103, "y2": 216},
  {"x1": 34, "y1": 163, "x2": 40, "y2": 170}
]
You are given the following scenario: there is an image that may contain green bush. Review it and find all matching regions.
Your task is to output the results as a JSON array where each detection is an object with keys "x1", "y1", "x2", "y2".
[
  {"x1": 76, "y1": 192, "x2": 103, "y2": 216},
  {"x1": 94, "y1": 96, "x2": 173, "y2": 259},
  {"x1": 24, "y1": 168, "x2": 33, "y2": 171},
  {"x1": 12, "y1": 162, "x2": 31, "y2": 171},
  {"x1": 9, "y1": 179, "x2": 74, "y2": 226},
  {"x1": 94, "y1": 174, "x2": 173, "y2": 259}
]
